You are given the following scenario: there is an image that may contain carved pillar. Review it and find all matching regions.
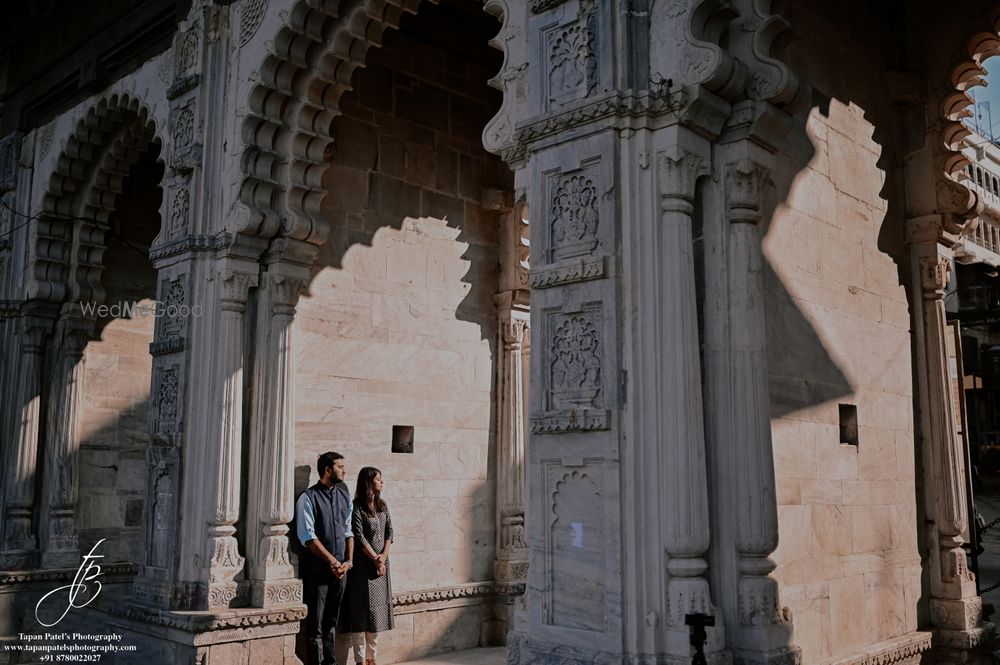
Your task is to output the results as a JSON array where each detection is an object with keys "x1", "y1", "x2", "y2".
[
  {"x1": 652, "y1": 145, "x2": 726, "y2": 656},
  {"x1": 39, "y1": 308, "x2": 92, "y2": 568},
  {"x1": 201, "y1": 266, "x2": 256, "y2": 608},
  {"x1": 1, "y1": 309, "x2": 54, "y2": 569},
  {"x1": 725, "y1": 158, "x2": 790, "y2": 661},
  {"x1": 495, "y1": 313, "x2": 530, "y2": 584},
  {"x1": 701, "y1": 114, "x2": 798, "y2": 663},
  {"x1": 246, "y1": 265, "x2": 306, "y2": 607},
  {"x1": 908, "y1": 218, "x2": 985, "y2": 647},
  {"x1": 489, "y1": 188, "x2": 531, "y2": 589}
]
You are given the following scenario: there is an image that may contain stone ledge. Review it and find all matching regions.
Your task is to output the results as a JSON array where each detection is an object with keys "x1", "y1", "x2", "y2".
[
  {"x1": 105, "y1": 602, "x2": 306, "y2": 637},
  {"x1": 393, "y1": 581, "x2": 524, "y2": 615},
  {"x1": 0, "y1": 563, "x2": 137, "y2": 586},
  {"x1": 818, "y1": 631, "x2": 933, "y2": 665}
]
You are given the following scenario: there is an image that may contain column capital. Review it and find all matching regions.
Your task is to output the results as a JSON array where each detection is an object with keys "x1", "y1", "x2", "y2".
[
  {"x1": 919, "y1": 254, "x2": 952, "y2": 299},
  {"x1": 725, "y1": 159, "x2": 772, "y2": 224},
  {"x1": 658, "y1": 147, "x2": 710, "y2": 211},
  {"x1": 217, "y1": 267, "x2": 259, "y2": 309}
]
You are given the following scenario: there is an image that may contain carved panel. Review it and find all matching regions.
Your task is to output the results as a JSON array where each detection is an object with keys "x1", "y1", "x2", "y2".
[
  {"x1": 170, "y1": 101, "x2": 198, "y2": 169},
  {"x1": 38, "y1": 125, "x2": 54, "y2": 161},
  {"x1": 547, "y1": 163, "x2": 602, "y2": 262},
  {"x1": 175, "y1": 29, "x2": 198, "y2": 77},
  {"x1": 0, "y1": 133, "x2": 19, "y2": 192},
  {"x1": 543, "y1": 12, "x2": 598, "y2": 111},
  {"x1": 152, "y1": 364, "x2": 181, "y2": 437},
  {"x1": 545, "y1": 465, "x2": 606, "y2": 632},
  {"x1": 532, "y1": 301, "x2": 609, "y2": 433},
  {"x1": 169, "y1": 184, "x2": 190, "y2": 240},
  {"x1": 549, "y1": 311, "x2": 602, "y2": 409}
]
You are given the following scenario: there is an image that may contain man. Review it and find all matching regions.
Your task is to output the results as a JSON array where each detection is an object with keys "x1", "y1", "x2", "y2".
[{"x1": 296, "y1": 452, "x2": 354, "y2": 665}]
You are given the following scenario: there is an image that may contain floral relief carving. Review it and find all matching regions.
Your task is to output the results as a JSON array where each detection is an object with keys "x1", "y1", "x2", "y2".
[
  {"x1": 169, "y1": 185, "x2": 190, "y2": 239},
  {"x1": 175, "y1": 29, "x2": 198, "y2": 77},
  {"x1": 155, "y1": 366, "x2": 180, "y2": 434},
  {"x1": 172, "y1": 102, "x2": 195, "y2": 153},
  {"x1": 549, "y1": 313, "x2": 601, "y2": 409},
  {"x1": 547, "y1": 19, "x2": 597, "y2": 107},
  {"x1": 551, "y1": 171, "x2": 599, "y2": 260}
]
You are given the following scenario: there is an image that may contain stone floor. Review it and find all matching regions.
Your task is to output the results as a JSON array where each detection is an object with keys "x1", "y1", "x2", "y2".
[{"x1": 394, "y1": 648, "x2": 506, "y2": 665}]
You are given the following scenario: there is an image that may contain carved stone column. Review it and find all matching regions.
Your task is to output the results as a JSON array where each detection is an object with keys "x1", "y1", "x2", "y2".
[
  {"x1": 702, "y1": 132, "x2": 797, "y2": 663},
  {"x1": 1, "y1": 309, "x2": 54, "y2": 569},
  {"x1": 495, "y1": 313, "x2": 530, "y2": 585},
  {"x1": 908, "y1": 218, "x2": 986, "y2": 651},
  {"x1": 490, "y1": 188, "x2": 531, "y2": 590},
  {"x1": 246, "y1": 265, "x2": 306, "y2": 607},
  {"x1": 652, "y1": 146, "x2": 726, "y2": 657},
  {"x1": 201, "y1": 265, "x2": 257, "y2": 608},
  {"x1": 39, "y1": 307, "x2": 92, "y2": 568},
  {"x1": 723, "y1": 158, "x2": 792, "y2": 662}
]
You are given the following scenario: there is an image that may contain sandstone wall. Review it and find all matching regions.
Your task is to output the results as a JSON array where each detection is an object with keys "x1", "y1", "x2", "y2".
[{"x1": 765, "y1": 100, "x2": 920, "y2": 663}]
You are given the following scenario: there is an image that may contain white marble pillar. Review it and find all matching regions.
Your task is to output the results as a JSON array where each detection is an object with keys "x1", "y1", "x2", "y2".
[
  {"x1": 652, "y1": 146, "x2": 726, "y2": 656},
  {"x1": 1, "y1": 312, "x2": 53, "y2": 569},
  {"x1": 39, "y1": 308, "x2": 92, "y2": 568},
  {"x1": 202, "y1": 266, "x2": 256, "y2": 608},
  {"x1": 908, "y1": 218, "x2": 983, "y2": 640},
  {"x1": 247, "y1": 266, "x2": 306, "y2": 607}
]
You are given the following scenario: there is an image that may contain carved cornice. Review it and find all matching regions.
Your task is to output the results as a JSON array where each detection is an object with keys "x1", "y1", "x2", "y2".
[
  {"x1": 683, "y1": 0, "x2": 746, "y2": 100},
  {"x1": 530, "y1": 256, "x2": 608, "y2": 289},
  {"x1": 822, "y1": 632, "x2": 932, "y2": 665},
  {"x1": 393, "y1": 582, "x2": 499, "y2": 607},
  {"x1": 513, "y1": 91, "x2": 686, "y2": 149},
  {"x1": 531, "y1": 409, "x2": 610, "y2": 434},
  {"x1": 107, "y1": 602, "x2": 306, "y2": 633},
  {"x1": 150, "y1": 337, "x2": 185, "y2": 356},
  {"x1": 149, "y1": 234, "x2": 229, "y2": 262}
]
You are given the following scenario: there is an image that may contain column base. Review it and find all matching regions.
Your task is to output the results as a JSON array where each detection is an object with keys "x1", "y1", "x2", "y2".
[
  {"x1": 932, "y1": 623, "x2": 995, "y2": 665},
  {"x1": 40, "y1": 546, "x2": 80, "y2": 569},
  {"x1": 251, "y1": 578, "x2": 303, "y2": 607},
  {"x1": 931, "y1": 596, "x2": 983, "y2": 632},
  {"x1": 0, "y1": 549, "x2": 37, "y2": 570},
  {"x1": 731, "y1": 648, "x2": 801, "y2": 665},
  {"x1": 108, "y1": 602, "x2": 305, "y2": 664}
]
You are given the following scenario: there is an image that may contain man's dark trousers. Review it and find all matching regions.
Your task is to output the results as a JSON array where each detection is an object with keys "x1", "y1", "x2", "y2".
[{"x1": 302, "y1": 572, "x2": 347, "y2": 665}]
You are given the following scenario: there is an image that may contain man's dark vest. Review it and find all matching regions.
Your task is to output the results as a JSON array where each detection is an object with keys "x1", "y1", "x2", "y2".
[{"x1": 298, "y1": 481, "x2": 351, "y2": 579}]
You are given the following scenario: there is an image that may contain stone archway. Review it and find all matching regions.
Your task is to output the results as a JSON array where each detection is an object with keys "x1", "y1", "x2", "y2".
[{"x1": 1, "y1": 93, "x2": 165, "y2": 583}]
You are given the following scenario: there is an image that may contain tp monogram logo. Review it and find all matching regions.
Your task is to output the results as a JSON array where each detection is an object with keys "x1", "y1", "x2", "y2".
[{"x1": 35, "y1": 539, "x2": 106, "y2": 627}]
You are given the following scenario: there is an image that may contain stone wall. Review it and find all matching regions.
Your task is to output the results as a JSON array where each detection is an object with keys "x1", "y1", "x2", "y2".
[
  {"x1": 291, "y1": 7, "x2": 509, "y2": 659},
  {"x1": 765, "y1": 100, "x2": 921, "y2": 663}
]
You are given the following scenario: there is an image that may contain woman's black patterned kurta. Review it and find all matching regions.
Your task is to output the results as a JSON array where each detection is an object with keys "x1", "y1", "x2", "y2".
[{"x1": 342, "y1": 507, "x2": 394, "y2": 633}]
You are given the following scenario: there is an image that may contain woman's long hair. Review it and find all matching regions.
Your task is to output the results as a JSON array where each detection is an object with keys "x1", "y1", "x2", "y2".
[{"x1": 354, "y1": 466, "x2": 386, "y2": 516}]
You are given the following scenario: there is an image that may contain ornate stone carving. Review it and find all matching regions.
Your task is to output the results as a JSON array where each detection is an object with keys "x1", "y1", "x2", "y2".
[
  {"x1": 725, "y1": 159, "x2": 771, "y2": 223},
  {"x1": 0, "y1": 132, "x2": 18, "y2": 191},
  {"x1": 149, "y1": 233, "x2": 229, "y2": 262},
  {"x1": 659, "y1": 149, "x2": 710, "y2": 205},
  {"x1": 531, "y1": 411, "x2": 609, "y2": 433},
  {"x1": 240, "y1": 0, "x2": 268, "y2": 47},
  {"x1": 172, "y1": 101, "x2": 196, "y2": 162},
  {"x1": 531, "y1": 256, "x2": 607, "y2": 288},
  {"x1": 169, "y1": 184, "x2": 190, "y2": 240},
  {"x1": 393, "y1": 582, "x2": 497, "y2": 607},
  {"x1": 38, "y1": 124, "x2": 54, "y2": 161},
  {"x1": 175, "y1": 28, "x2": 198, "y2": 78},
  {"x1": 546, "y1": 19, "x2": 597, "y2": 108},
  {"x1": 549, "y1": 313, "x2": 602, "y2": 409},
  {"x1": 153, "y1": 366, "x2": 180, "y2": 435},
  {"x1": 551, "y1": 169, "x2": 600, "y2": 260},
  {"x1": 530, "y1": 0, "x2": 568, "y2": 12},
  {"x1": 919, "y1": 255, "x2": 952, "y2": 297}
]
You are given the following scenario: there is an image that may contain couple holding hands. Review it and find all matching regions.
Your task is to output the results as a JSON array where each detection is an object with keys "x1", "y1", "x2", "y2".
[{"x1": 296, "y1": 452, "x2": 394, "y2": 665}]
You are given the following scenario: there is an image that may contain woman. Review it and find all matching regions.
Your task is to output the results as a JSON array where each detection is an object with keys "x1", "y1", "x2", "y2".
[{"x1": 343, "y1": 467, "x2": 394, "y2": 665}]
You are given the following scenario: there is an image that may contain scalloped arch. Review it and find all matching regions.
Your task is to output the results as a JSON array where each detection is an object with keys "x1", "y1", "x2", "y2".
[
  {"x1": 30, "y1": 93, "x2": 162, "y2": 304},
  {"x1": 238, "y1": 0, "x2": 527, "y2": 267},
  {"x1": 935, "y1": 7, "x2": 1000, "y2": 222}
]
